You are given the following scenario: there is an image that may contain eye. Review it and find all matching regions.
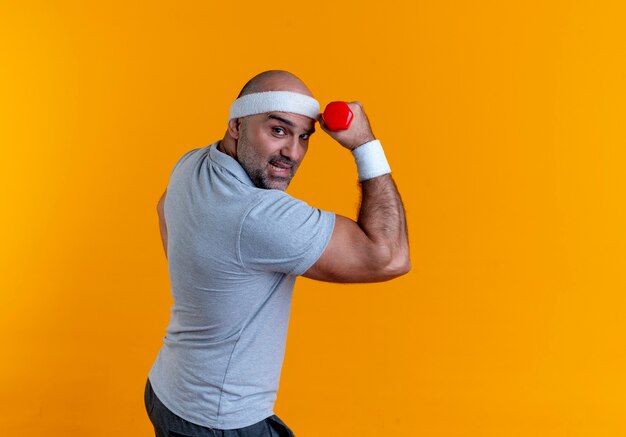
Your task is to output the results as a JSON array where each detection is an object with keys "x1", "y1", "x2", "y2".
[
  {"x1": 300, "y1": 133, "x2": 310, "y2": 141},
  {"x1": 272, "y1": 127, "x2": 287, "y2": 136}
]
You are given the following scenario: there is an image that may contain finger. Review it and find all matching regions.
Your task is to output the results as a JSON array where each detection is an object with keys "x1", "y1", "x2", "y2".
[
  {"x1": 347, "y1": 101, "x2": 362, "y2": 112},
  {"x1": 318, "y1": 113, "x2": 331, "y2": 133}
]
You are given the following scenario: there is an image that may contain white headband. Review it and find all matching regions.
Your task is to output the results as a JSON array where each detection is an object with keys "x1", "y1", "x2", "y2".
[{"x1": 228, "y1": 91, "x2": 320, "y2": 121}]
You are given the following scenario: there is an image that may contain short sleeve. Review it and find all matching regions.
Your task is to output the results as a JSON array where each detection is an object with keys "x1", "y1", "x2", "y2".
[
  {"x1": 170, "y1": 148, "x2": 201, "y2": 177},
  {"x1": 238, "y1": 191, "x2": 336, "y2": 276}
]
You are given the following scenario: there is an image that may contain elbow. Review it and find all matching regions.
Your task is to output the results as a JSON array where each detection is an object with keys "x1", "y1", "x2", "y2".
[
  {"x1": 370, "y1": 246, "x2": 411, "y2": 282},
  {"x1": 383, "y1": 252, "x2": 412, "y2": 279},
  {"x1": 396, "y1": 254, "x2": 412, "y2": 276}
]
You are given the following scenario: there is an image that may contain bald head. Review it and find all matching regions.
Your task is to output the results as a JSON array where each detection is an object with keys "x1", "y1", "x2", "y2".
[{"x1": 237, "y1": 70, "x2": 314, "y2": 98}]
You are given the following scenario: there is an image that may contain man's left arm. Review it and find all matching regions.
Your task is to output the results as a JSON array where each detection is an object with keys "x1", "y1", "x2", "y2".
[{"x1": 157, "y1": 190, "x2": 168, "y2": 259}]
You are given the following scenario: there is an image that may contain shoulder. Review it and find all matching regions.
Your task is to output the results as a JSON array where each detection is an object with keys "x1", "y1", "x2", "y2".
[
  {"x1": 243, "y1": 189, "x2": 326, "y2": 224},
  {"x1": 240, "y1": 189, "x2": 335, "y2": 248},
  {"x1": 170, "y1": 147, "x2": 204, "y2": 174},
  {"x1": 237, "y1": 190, "x2": 336, "y2": 275}
]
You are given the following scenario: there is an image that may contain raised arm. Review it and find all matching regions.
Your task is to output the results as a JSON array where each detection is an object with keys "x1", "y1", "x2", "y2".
[
  {"x1": 302, "y1": 102, "x2": 410, "y2": 283},
  {"x1": 157, "y1": 189, "x2": 168, "y2": 259}
]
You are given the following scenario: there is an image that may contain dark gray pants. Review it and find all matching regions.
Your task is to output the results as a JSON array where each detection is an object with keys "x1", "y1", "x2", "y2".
[{"x1": 144, "y1": 378, "x2": 296, "y2": 437}]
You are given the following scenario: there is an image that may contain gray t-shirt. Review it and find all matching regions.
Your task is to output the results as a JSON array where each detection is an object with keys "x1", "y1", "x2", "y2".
[{"x1": 148, "y1": 142, "x2": 335, "y2": 429}]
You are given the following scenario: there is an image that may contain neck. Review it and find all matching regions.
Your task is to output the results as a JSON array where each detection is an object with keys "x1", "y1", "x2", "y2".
[{"x1": 218, "y1": 131, "x2": 238, "y2": 160}]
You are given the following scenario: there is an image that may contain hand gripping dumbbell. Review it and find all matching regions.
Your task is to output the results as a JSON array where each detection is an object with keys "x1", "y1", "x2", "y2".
[{"x1": 322, "y1": 101, "x2": 353, "y2": 131}]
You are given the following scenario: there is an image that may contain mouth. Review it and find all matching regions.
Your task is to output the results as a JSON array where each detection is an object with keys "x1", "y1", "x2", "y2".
[{"x1": 268, "y1": 160, "x2": 294, "y2": 177}]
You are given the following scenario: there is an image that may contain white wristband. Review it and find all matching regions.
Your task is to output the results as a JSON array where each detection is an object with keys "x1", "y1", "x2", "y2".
[{"x1": 351, "y1": 139, "x2": 391, "y2": 182}]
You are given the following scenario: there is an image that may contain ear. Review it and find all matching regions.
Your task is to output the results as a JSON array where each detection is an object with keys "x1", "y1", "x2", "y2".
[{"x1": 228, "y1": 118, "x2": 242, "y2": 140}]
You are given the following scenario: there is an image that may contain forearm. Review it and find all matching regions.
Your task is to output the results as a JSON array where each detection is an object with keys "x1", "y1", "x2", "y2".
[
  {"x1": 304, "y1": 101, "x2": 411, "y2": 281},
  {"x1": 358, "y1": 174, "x2": 409, "y2": 267},
  {"x1": 158, "y1": 213, "x2": 168, "y2": 259},
  {"x1": 157, "y1": 190, "x2": 168, "y2": 259}
]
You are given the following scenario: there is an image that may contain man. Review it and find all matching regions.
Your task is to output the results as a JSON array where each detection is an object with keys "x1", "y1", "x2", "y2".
[{"x1": 145, "y1": 70, "x2": 410, "y2": 437}]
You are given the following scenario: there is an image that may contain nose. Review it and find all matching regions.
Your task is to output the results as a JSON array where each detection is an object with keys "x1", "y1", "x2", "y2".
[{"x1": 280, "y1": 136, "x2": 305, "y2": 163}]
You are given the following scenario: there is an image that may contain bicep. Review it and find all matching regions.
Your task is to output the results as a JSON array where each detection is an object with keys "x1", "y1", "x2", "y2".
[{"x1": 302, "y1": 215, "x2": 395, "y2": 283}]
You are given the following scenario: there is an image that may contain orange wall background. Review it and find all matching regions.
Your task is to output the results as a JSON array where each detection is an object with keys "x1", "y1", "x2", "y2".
[{"x1": 2, "y1": 1, "x2": 625, "y2": 435}]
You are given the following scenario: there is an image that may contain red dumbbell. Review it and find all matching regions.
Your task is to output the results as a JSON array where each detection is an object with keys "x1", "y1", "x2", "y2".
[{"x1": 322, "y1": 101, "x2": 353, "y2": 131}]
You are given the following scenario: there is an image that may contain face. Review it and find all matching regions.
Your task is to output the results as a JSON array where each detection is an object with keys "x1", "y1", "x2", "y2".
[{"x1": 236, "y1": 112, "x2": 316, "y2": 190}]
